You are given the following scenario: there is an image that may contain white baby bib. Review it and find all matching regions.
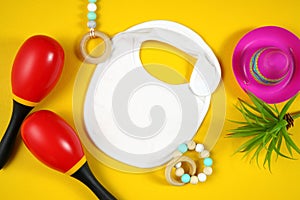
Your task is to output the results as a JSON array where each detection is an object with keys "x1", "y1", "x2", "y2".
[{"x1": 83, "y1": 20, "x2": 221, "y2": 168}]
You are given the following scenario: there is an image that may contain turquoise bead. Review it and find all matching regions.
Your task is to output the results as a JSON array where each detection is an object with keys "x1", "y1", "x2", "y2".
[
  {"x1": 178, "y1": 143, "x2": 188, "y2": 153},
  {"x1": 88, "y1": 0, "x2": 97, "y2": 3},
  {"x1": 87, "y1": 12, "x2": 96, "y2": 20},
  {"x1": 203, "y1": 157, "x2": 213, "y2": 167},
  {"x1": 181, "y1": 174, "x2": 191, "y2": 183}
]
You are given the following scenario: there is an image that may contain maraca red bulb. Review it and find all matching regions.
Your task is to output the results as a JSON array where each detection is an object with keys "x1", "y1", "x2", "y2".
[
  {"x1": 12, "y1": 35, "x2": 64, "y2": 104},
  {"x1": 21, "y1": 110, "x2": 85, "y2": 174}
]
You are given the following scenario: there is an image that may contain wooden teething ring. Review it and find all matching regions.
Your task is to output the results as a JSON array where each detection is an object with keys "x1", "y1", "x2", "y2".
[
  {"x1": 165, "y1": 141, "x2": 213, "y2": 185},
  {"x1": 80, "y1": 30, "x2": 112, "y2": 64},
  {"x1": 165, "y1": 156, "x2": 197, "y2": 186}
]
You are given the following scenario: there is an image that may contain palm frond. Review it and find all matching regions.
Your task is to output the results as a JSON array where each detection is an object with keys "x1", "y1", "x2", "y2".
[{"x1": 228, "y1": 93, "x2": 300, "y2": 170}]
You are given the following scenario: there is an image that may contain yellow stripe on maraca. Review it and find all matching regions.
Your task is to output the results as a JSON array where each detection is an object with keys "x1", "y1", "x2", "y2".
[
  {"x1": 12, "y1": 94, "x2": 39, "y2": 107},
  {"x1": 65, "y1": 156, "x2": 87, "y2": 175}
]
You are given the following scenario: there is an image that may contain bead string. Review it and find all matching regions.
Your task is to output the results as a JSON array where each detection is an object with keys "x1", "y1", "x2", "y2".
[
  {"x1": 87, "y1": 0, "x2": 97, "y2": 37},
  {"x1": 79, "y1": 0, "x2": 112, "y2": 64},
  {"x1": 165, "y1": 141, "x2": 213, "y2": 185}
]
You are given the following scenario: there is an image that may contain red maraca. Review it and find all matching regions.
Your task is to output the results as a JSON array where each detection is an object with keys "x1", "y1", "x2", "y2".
[
  {"x1": 0, "y1": 35, "x2": 64, "y2": 169},
  {"x1": 21, "y1": 110, "x2": 116, "y2": 200}
]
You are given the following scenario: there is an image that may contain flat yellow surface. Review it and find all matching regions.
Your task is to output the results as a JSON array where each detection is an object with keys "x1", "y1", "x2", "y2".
[{"x1": 1, "y1": 0, "x2": 300, "y2": 199}]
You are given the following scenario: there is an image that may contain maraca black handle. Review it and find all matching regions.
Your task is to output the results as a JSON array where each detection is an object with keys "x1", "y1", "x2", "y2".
[
  {"x1": 0, "y1": 100, "x2": 32, "y2": 169},
  {"x1": 72, "y1": 162, "x2": 117, "y2": 200}
]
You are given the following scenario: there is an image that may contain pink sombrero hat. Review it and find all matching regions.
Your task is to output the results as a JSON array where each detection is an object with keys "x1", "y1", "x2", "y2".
[{"x1": 232, "y1": 26, "x2": 300, "y2": 103}]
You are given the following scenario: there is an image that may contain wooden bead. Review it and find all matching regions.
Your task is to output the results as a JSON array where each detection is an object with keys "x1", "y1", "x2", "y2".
[
  {"x1": 187, "y1": 141, "x2": 196, "y2": 150},
  {"x1": 171, "y1": 150, "x2": 183, "y2": 158},
  {"x1": 190, "y1": 175, "x2": 199, "y2": 184},
  {"x1": 203, "y1": 167, "x2": 213, "y2": 175},
  {"x1": 175, "y1": 167, "x2": 185, "y2": 177},
  {"x1": 200, "y1": 150, "x2": 210, "y2": 158}
]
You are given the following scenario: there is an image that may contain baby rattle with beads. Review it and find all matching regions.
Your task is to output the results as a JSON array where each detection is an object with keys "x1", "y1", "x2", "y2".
[{"x1": 165, "y1": 141, "x2": 213, "y2": 186}]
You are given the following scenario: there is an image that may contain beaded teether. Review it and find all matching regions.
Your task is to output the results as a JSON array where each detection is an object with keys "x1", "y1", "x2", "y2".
[
  {"x1": 79, "y1": 0, "x2": 112, "y2": 64},
  {"x1": 165, "y1": 141, "x2": 213, "y2": 186}
]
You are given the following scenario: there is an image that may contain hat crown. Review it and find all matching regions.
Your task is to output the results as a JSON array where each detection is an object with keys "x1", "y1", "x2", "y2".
[{"x1": 250, "y1": 47, "x2": 292, "y2": 85}]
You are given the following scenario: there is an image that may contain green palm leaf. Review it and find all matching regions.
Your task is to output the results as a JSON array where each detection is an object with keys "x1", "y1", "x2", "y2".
[
  {"x1": 228, "y1": 92, "x2": 300, "y2": 170},
  {"x1": 279, "y1": 93, "x2": 298, "y2": 120}
]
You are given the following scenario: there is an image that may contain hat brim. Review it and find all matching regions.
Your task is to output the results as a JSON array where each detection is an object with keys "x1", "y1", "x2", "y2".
[{"x1": 232, "y1": 26, "x2": 300, "y2": 103}]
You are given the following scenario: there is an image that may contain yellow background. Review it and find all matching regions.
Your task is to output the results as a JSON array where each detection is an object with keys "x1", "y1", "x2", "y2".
[{"x1": 1, "y1": 0, "x2": 300, "y2": 199}]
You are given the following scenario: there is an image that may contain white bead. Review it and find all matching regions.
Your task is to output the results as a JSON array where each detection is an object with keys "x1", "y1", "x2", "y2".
[
  {"x1": 175, "y1": 167, "x2": 185, "y2": 177},
  {"x1": 87, "y1": 20, "x2": 96, "y2": 28},
  {"x1": 203, "y1": 167, "x2": 213, "y2": 176},
  {"x1": 190, "y1": 175, "x2": 199, "y2": 184},
  {"x1": 175, "y1": 162, "x2": 182, "y2": 169},
  {"x1": 187, "y1": 141, "x2": 196, "y2": 150},
  {"x1": 200, "y1": 150, "x2": 210, "y2": 158},
  {"x1": 87, "y1": 3, "x2": 97, "y2": 12},
  {"x1": 195, "y1": 143, "x2": 205, "y2": 152},
  {"x1": 197, "y1": 173, "x2": 207, "y2": 182}
]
